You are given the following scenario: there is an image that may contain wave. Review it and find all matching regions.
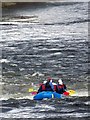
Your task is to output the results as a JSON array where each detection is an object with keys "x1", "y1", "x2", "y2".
[
  {"x1": 2, "y1": 18, "x2": 87, "y2": 26},
  {"x1": 1, "y1": 96, "x2": 89, "y2": 108},
  {"x1": 0, "y1": 89, "x2": 88, "y2": 101},
  {"x1": 43, "y1": 19, "x2": 89, "y2": 26},
  {"x1": 1, "y1": 18, "x2": 88, "y2": 26},
  {"x1": 1, "y1": 96, "x2": 89, "y2": 119}
]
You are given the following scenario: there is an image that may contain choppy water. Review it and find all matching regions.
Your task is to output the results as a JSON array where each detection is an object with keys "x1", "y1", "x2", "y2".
[
  {"x1": 0, "y1": 97, "x2": 90, "y2": 119},
  {"x1": 0, "y1": 2, "x2": 89, "y2": 119}
]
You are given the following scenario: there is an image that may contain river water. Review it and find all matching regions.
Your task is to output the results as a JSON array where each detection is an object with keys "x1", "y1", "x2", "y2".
[{"x1": 0, "y1": 2, "x2": 90, "y2": 119}]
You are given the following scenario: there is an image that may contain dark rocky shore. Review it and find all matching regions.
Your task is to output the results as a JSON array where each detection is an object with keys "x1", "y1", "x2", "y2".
[{"x1": 2, "y1": 2, "x2": 16, "y2": 7}]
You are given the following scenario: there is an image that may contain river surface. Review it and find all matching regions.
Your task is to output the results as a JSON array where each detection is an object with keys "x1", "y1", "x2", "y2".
[{"x1": 0, "y1": 2, "x2": 90, "y2": 119}]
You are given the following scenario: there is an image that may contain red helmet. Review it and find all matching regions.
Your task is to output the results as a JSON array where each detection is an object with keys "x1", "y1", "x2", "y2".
[{"x1": 47, "y1": 77, "x2": 52, "y2": 81}]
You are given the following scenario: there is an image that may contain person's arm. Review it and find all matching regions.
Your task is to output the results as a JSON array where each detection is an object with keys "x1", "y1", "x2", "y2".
[
  {"x1": 37, "y1": 86, "x2": 42, "y2": 93},
  {"x1": 64, "y1": 84, "x2": 67, "y2": 90},
  {"x1": 49, "y1": 82, "x2": 54, "y2": 91},
  {"x1": 56, "y1": 85, "x2": 59, "y2": 93}
]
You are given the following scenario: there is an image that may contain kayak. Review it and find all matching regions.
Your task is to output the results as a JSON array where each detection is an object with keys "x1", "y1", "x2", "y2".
[{"x1": 33, "y1": 91, "x2": 62, "y2": 100}]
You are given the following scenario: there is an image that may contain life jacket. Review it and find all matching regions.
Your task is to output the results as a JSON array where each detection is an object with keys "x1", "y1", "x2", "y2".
[
  {"x1": 56, "y1": 84, "x2": 66, "y2": 94},
  {"x1": 41, "y1": 84, "x2": 46, "y2": 90},
  {"x1": 58, "y1": 84, "x2": 64, "y2": 89},
  {"x1": 45, "y1": 82, "x2": 54, "y2": 91},
  {"x1": 54, "y1": 85, "x2": 57, "y2": 91}
]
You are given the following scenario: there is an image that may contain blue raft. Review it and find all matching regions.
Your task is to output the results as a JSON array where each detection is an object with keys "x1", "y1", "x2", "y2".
[{"x1": 33, "y1": 91, "x2": 62, "y2": 100}]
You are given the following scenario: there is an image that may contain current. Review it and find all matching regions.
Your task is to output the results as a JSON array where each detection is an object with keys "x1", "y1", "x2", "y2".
[{"x1": 0, "y1": 2, "x2": 90, "y2": 119}]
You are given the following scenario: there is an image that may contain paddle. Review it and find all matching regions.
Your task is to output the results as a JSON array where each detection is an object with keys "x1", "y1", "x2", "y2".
[
  {"x1": 63, "y1": 90, "x2": 76, "y2": 96},
  {"x1": 28, "y1": 88, "x2": 37, "y2": 95},
  {"x1": 67, "y1": 90, "x2": 76, "y2": 96},
  {"x1": 28, "y1": 88, "x2": 34, "y2": 92}
]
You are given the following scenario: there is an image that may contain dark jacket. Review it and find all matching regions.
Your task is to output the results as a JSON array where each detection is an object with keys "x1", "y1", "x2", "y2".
[
  {"x1": 45, "y1": 81, "x2": 54, "y2": 91},
  {"x1": 37, "y1": 81, "x2": 54, "y2": 93},
  {"x1": 56, "y1": 84, "x2": 66, "y2": 94},
  {"x1": 37, "y1": 84, "x2": 46, "y2": 93}
]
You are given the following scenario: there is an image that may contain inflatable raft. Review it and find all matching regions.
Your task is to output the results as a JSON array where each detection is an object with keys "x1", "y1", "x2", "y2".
[{"x1": 33, "y1": 91, "x2": 62, "y2": 100}]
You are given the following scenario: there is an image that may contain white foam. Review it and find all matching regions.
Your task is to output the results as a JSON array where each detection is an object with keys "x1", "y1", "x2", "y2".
[
  {"x1": 0, "y1": 111, "x2": 89, "y2": 118},
  {"x1": 71, "y1": 90, "x2": 89, "y2": 97},
  {"x1": 0, "y1": 59, "x2": 10, "y2": 63},
  {"x1": 16, "y1": 95, "x2": 34, "y2": 100},
  {"x1": 32, "y1": 72, "x2": 44, "y2": 77},
  {"x1": 0, "y1": 93, "x2": 34, "y2": 100},
  {"x1": 35, "y1": 104, "x2": 55, "y2": 111}
]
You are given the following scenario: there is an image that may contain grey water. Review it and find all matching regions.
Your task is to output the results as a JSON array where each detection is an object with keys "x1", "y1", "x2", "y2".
[{"x1": 0, "y1": 2, "x2": 90, "y2": 119}]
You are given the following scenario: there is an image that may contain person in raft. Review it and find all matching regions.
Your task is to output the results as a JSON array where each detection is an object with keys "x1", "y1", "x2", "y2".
[
  {"x1": 56, "y1": 79, "x2": 67, "y2": 94},
  {"x1": 45, "y1": 77, "x2": 54, "y2": 91},
  {"x1": 37, "y1": 77, "x2": 54, "y2": 93}
]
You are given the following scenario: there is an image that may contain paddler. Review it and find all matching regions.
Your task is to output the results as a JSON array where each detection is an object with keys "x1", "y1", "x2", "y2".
[
  {"x1": 37, "y1": 77, "x2": 54, "y2": 93},
  {"x1": 45, "y1": 77, "x2": 54, "y2": 91},
  {"x1": 56, "y1": 79, "x2": 67, "y2": 94},
  {"x1": 37, "y1": 80, "x2": 47, "y2": 93}
]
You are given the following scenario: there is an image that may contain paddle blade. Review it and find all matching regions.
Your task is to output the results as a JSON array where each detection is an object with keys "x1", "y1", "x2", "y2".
[
  {"x1": 67, "y1": 90, "x2": 76, "y2": 96},
  {"x1": 63, "y1": 91, "x2": 69, "y2": 96},
  {"x1": 28, "y1": 88, "x2": 34, "y2": 92}
]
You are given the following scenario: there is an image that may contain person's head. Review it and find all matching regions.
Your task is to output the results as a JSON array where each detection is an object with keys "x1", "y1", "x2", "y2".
[
  {"x1": 47, "y1": 77, "x2": 52, "y2": 81},
  {"x1": 43, "y1": 80, "x2": 47, "y2": 84},
  {"x1": 58, "y1": 79, "x2": 63, "y2": 85}
]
